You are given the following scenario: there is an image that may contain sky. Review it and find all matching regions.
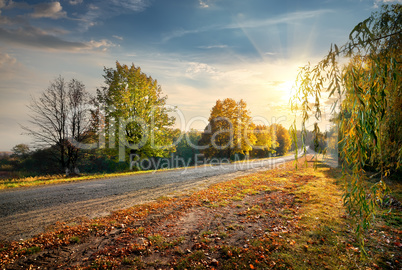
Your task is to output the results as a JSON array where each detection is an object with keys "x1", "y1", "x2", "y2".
[{"x1": 0, "y1": 0, "x2": 399, "y2": 151}]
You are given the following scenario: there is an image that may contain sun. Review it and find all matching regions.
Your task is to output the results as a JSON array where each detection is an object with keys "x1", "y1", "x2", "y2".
[{"x1": 278, "y1": 81, "x2": 295, "y2": 102}]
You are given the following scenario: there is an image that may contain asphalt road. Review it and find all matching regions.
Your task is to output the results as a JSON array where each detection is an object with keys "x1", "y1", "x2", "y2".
[{"x1": 0, "y1": 155, "x2": 296, "y2": 219}]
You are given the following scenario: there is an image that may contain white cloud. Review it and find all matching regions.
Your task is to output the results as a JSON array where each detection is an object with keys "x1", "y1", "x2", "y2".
[
  {"x1": 376, "y1": 0, "x2": 402, "y2": 3},
  {"x1": 0, "y1": 1, "x2": 118, "y2": 52},
  {"x1": 88, "y1": 4, "x2": 99, "y2": 10},
  {"x1": 0, "y1": 25, "x2": 86, "y2": 50},
  {"x1": 79, "y1": 0, "x2": 150, "y2": 31},
  {"x1": 199, "y1": 0, "x2": 209, "y2": 8},
  {"x1": 227, "y1": 9, "x2": 333, "y2": 29},
  {"x1": 163, "y1": 9, "x2": 333, "y2": 43},
  {"x1": 374, "y1": 0, "x2": 402, "y2": 8},
  {"x1": 0, "y1": 24, "x2": 116, "y2": 52},
  {"x1": 31, "y1": 2, "x2": 67, "y2": 19},
  {"x1": 112, "y1": 35, "x2": 123, "y2": 40},
  {"x1": 198, "y1": 44, "x2": 228, "y2": 49},
  {"x1": 162, "y1": 27, "x2": 205, "y2": 43},
  {"x1": 185, "y1": 62, "x2": 218, "y2": 77},
  {"x1": 1, "y1": 0, "x2": 30, "y2": 10},
  {"x1": 109, "y1": 0, "x2": 149, "y2": 12},
  {"x1": 198, "y1": 0, "x2": 218, "y2": 9},
  {"x1": 0, "y1": 51, "x2": 16, "y2": 64},
  {"x1": 86, "y1": 39, "x2": 116, "y2": 52},
  {"x1": 0, "y1": 51, "x2": 19, "y2": 78},
  {"x1": 144, "y1": 56, "x2": 306, "y2": 128},
  {"x1": 69, "y1": 0, "x2": 83, "y2": 5}
]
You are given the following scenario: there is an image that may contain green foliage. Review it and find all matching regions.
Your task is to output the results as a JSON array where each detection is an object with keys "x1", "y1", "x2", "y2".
[
  {"x1": 11, "y1": 144, "x2": 30, "y2": 159},
  {"x1": 291, "y1": 4, "x2": 401, "y2": 251},
  {"x1": 19, "y1": 147, "x2": 61, "y2": 175},
  {"x1": 77, "y1": 149, "x2": 129, "y2": 173},
  {"x1": 170, "y1": 129, "x2": 202, "y2": 166},
  {"x1": 96, "y1": 61, "x2": 176, "y2": 162}
]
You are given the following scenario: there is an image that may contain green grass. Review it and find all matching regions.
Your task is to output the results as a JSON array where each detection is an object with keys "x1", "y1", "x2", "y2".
[
  {"x1": 0, "y1": 155, "x2": 292, "y2": 190},
  {"x1": 23, "y1": 246, "x2": 41, "y2": 255},
  {"x1": 69, "y1": 236, "x2": 81, "y2": 244}
]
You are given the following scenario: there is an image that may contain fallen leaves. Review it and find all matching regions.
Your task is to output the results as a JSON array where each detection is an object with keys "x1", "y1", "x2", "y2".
[{"x1": 1, "y1": 158, "x2": 401, "y2": 269}]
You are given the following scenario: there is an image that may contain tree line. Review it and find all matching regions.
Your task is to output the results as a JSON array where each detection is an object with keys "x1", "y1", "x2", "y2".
[
  {"x1": 199, "y1": 98, "x2": 291, "y2": 161},
  {"x1": 1, "y1": 62, "x2": 293, "y2": 177}
]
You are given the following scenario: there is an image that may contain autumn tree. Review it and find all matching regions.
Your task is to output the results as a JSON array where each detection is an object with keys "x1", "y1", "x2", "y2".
[
  {"x1": 291, "y1": 4, "x2": 401, "y2": 248},
  {"x1": 96, "y1": 62, "x2": 175, "y2": 163},
  {"x1": 199, "y1": 98, "x2": 256, "y2": 160},
  {"x1": 250, "y1": 125, "x2": 275, "y2": 158},
  {"x1": 272, "y1": 124, "x2": 291, "y2": 156},
  {"x1": 23, "y1": 76, "x2": 92, "y2": 174}
]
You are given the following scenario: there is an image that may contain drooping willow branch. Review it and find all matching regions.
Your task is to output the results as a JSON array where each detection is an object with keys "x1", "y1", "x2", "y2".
[{"x1": 289, "y1": 4, "x2": 401, "y2": 253}]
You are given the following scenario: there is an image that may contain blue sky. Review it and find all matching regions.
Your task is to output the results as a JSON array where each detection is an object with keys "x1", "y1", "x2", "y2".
[{"x1": 0, "y1": 0, "x2": 398, "y2": 151}]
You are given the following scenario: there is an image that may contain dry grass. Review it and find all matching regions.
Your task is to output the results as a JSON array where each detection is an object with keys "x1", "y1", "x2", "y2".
[
  {"x1": 0, "y1": 170, "x2": 157, "y2": 190},
  {"x1": 0, "y1": 154, "x2": 296, "y2": 190}
]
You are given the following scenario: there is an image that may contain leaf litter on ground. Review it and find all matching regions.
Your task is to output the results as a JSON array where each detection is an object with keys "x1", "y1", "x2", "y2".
[{"x1": 0, "y1": 156, "x2": 401, "y2": 269}]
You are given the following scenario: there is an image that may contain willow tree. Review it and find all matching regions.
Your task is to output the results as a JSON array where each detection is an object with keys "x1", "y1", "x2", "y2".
[{"x1": 290, "y1": 4, "x2": 401, "y2": 249}]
